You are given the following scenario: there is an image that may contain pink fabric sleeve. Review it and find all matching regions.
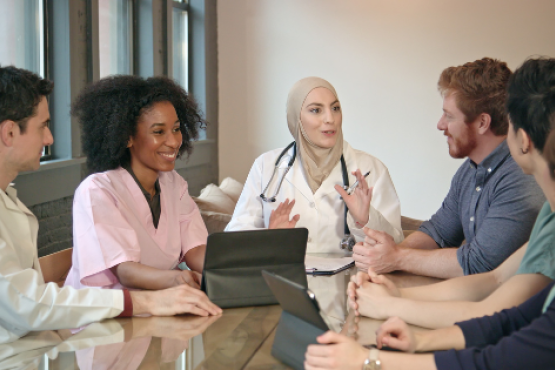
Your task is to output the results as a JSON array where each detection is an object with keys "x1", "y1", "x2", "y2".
[
  {"x1": 73, "y1": 181, "x2": 141, "y2": 288},
  {"x1": 178, "y1": 179, "x2": 208, "y2": 254}
]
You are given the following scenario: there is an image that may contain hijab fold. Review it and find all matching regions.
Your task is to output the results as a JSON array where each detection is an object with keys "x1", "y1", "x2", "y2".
[{"x1": 286, "y1": 77, "x2": 343, "y2": 193}]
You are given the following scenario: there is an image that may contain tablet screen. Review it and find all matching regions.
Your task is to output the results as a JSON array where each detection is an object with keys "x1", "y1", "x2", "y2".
[{"x1": 262, "y1": 270, "x2": 329, "y2": 331}]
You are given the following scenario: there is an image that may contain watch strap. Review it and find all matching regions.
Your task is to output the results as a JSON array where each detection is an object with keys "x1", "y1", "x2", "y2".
[{"x1": 363, "y1": 348, "x2": 381, "y2": 370}]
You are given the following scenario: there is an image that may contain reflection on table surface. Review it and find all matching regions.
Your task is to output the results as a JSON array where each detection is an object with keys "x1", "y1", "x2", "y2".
[{"x1": 0, "y1": 265, "x2": 439, "y2": 370}]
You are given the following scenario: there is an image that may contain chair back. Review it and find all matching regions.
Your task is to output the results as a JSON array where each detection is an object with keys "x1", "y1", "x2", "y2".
[
  {"x1": 401, "y1": 216, "x2": 423, "y2": 238},
  {"x1": 39, "y1": 248, "x2": 73, "y2": 287}
]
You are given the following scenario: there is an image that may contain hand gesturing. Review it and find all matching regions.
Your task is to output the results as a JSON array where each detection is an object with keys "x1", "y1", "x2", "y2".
[
  {"x1": 268, "y1": 198, "x2": 300, "y2": 229},
  {"x1": 334, "y1": 169, "x2": 372, "y2": 226}
]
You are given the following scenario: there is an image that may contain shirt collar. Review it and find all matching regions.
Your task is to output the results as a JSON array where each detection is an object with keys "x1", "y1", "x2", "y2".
[
  {"x1": 469, "y1": 140, "x2": 511, "y2": 174},
  {"x1": 122, "y1": 165, "x2": 161, "y2": 201}
]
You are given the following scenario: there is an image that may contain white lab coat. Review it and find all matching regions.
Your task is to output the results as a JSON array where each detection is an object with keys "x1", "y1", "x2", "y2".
[
  {"x1": 226, "y1": 141, "x2": 403, "y2": 253},
  {"x1": 0, "y1": 185, "x2": 123, "y2": 344}
]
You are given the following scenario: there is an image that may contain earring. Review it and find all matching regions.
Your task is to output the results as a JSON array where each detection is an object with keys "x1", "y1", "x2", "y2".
[{"x1": 520, "y1": 148, "x2": 529, "y2": 154}]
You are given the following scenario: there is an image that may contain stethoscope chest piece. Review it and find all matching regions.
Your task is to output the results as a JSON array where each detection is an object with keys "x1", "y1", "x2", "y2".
[{"x1": 340, "y1": 234, "x2": 356, "y2": 251}]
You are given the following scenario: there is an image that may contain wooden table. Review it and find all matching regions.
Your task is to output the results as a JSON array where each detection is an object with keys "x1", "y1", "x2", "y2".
[{"x1": 0, "y1": 270, "x2": 439, "y2": 369}]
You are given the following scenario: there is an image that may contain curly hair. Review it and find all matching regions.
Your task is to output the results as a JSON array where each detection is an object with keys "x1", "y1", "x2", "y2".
[
  {"x1": 438, "y1": 58, "x2": 512, "y2": 136},
  {"x1": 72, "y1": 75, "x2": 205, "y2": 173},
  {"x1": 0, "y1": 65, "x2": 53, "y2": 133}
]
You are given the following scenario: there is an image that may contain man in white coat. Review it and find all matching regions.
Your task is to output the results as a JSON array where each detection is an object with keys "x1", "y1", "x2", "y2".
[{"x1": 0, "y1": 65, "x2": 221, "y2": 344}]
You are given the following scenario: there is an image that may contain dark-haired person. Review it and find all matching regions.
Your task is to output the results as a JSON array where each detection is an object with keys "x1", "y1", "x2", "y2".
[
  {"x1": 65, "y1": 76, "x2": 209, "y2": 292},
  {"x1": 0, "y1": 66, "x2": 221, "y2": 344},
  {"x1": 305, "y1": 57, "x2": 555, "y2": 370},
  {"x1": 354, "y1": 58, "x2": 544, "y2": 279}
]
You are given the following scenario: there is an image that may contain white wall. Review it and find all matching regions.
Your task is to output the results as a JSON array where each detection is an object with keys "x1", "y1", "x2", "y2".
[{"x1": 217, "y1": 0, "x2": 555, "y2": 219}]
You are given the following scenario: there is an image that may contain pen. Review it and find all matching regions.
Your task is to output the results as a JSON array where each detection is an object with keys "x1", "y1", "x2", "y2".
[{"x1": 346, "y1": 170, "x2": 371, "y2": 195}]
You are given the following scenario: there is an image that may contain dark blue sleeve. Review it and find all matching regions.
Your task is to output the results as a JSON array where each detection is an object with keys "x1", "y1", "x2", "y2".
[
  {"x1": 419, "y1": 164, "x2": 466, "y2": 248},
  {"x1": 434, "y1": 282, "x2": 555, "y2": 370}
]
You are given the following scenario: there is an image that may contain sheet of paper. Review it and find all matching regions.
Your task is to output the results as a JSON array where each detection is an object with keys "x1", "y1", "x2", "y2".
[{"x1": 305, "y1": 255, "x2": 354, "y2": 273}]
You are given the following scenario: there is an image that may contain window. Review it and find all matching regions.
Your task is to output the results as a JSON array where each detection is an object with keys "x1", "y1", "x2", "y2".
[
  {"x1": 98, "y1": 0, "x2": 133, "y2": 78},
  {"x1": 6, "y1": 0, "x2": 216, "y2": 214},
  {"x1": 0, "y1": 0, "x2": 45, "y2": 77},
  {"x1": 172, "y1": 0, "x2": 188, "y2": 90},
  {"x1": 0, "y1": 0, "x2": 49, "y2": 157}
]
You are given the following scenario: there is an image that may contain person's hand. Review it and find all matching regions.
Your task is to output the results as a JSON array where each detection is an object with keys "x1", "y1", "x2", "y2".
[
  {"x1": 131, "y1": 284, "x2": 223, "y2": 317},
  {"x1": 348, "y1": 270, "x2": 400, "y2": 316},
  {"x1": 268, "y1": 198, "x2": 300, "y2": 229},
  {"x1": 352, "y1": 228, "x2": 400, "y2": 273},
  {"x1": 172, "y1": 270, "x2": 202, "y2": 289},
  {"x1": 305, "y1": 331, "x2": 368, "y2": 370},
  {"x1": 345, "y1": 279, "x2": 393, "y2": 320},
  {"x1": 360, "y1": 270, "x2": 401, "y2": 298},
  {"x1": 347, "y1": 280, "x2": 361, "y2": 315},
  {"x1": 376, "y1": 317, "x2": 417, "y2": 353},
  {"x1": 334, "y1": 169, "x2": 373, "y2": 226},
  {"x1": 347, "y1": 271, "x2": 374, "y2": 315}
]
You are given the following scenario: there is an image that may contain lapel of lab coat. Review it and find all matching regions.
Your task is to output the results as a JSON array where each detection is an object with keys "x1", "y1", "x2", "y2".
[
  {"x1": 284, "y1": 146, "x2": 314, "y2": 204},
  {"x1": 284, "y1": 141, "x2": 359, "y2": 206}
]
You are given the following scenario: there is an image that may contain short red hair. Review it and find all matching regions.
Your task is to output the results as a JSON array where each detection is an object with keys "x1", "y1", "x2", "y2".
[{"x1": 438, "y1": 58, "x2": 512, "y2": 136}]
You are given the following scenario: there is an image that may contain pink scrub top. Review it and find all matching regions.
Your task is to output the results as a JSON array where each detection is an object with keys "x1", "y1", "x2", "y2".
[{"x1": 65, "y1": 167, "x2": 208, "y2": 290}]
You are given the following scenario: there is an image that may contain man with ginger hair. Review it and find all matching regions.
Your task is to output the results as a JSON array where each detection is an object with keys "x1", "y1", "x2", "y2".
[{"x1": 354, "y1": 58, "x2": 544, "y2": 278}]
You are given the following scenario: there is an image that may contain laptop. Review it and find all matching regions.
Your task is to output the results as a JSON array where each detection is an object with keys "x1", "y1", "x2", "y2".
[{"x1": 200, "y1": 228, "x2": 308, "y2": 308}]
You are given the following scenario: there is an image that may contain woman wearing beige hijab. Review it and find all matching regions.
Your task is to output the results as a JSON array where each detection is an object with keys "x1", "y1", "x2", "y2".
[{"x1": 226, "y1": 77, "x2": 403, "y2": 254}]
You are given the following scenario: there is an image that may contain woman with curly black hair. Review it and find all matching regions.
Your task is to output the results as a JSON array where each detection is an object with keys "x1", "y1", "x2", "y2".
[{"x1": 65, "y1": 75, "x2": 211, "y2": 296}]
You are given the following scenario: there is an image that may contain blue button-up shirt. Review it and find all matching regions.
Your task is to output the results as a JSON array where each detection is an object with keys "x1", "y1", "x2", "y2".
[{"x1": 419, "y1": 140, "x2": 545, "y2": 274}]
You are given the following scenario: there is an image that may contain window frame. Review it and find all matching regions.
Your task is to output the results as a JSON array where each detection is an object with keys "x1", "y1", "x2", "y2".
[
  {"x1": 171, "y1": 0, "x2": 189, "y2": 90},
  {"x1": 12, "y1": 0, "x2": 218, "y2": 207},
  {"x1": 97, "y1": 0, "x2": 134, "y2": 79},
  {"x1": 41, "y1": 0, "x2": 52, "y2": 160}
]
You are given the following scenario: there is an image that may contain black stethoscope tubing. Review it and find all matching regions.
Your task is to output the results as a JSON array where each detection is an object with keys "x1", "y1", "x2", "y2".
[{"x1": 270, "y1": 142, "x2": 351, "y2": 236}]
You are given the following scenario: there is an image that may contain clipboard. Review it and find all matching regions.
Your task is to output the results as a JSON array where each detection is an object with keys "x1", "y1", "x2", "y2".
[{"x1": 305, "y1": 255, "x2": 354, "y2": 275}]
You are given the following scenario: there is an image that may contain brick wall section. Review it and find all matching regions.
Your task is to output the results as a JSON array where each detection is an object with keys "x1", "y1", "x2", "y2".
[
  {"x1": 30, "y1": 165, "x2": 216, "y2": 258},
  {"x1": 28, "y1": 196, "x2": 74, "y2": 258}
]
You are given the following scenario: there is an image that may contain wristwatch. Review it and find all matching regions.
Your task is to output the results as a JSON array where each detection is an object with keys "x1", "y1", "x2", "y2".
[{"x1": 362, "y1": 348, "x2": 381, "y2": 370}]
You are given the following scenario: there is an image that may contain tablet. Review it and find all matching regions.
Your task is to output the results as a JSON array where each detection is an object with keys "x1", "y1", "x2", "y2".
[
  {"x1": 262, "y1": 270, "x2": 328, "y2": 331},
  {"x1": 201, "y1": 228, "x2": 308, "y2": 308}
]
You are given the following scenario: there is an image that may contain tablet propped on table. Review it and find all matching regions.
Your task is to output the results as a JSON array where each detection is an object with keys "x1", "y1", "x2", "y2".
[
  {"x1": 262, "y1": 270, "x2": 329, "y2": 370},
  {"x1": 201, "y1": 228, "x2": 308, "y2": 308}
]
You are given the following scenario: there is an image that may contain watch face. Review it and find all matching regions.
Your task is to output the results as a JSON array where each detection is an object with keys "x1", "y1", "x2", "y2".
[
  {"x1": 363, "y1": 355, "x2": 381, "y2": 370},
  {"x1": 363, "y1": 359, "x2": 373, "y2": 370}
]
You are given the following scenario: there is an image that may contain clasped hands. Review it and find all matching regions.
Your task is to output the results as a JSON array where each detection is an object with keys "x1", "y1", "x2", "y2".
[
  {"x1": 349, "y1": 224, "x2": 402, "y2": 274},
  {"x1": 304, "y1": 271, "x2": 421, "y2": 369},
  {"x1": 347, "y1": 271, "x2": 424, "y2": 351},
  {"x1": 268, "y1": 169, "x2": 372, "y2": 229}
]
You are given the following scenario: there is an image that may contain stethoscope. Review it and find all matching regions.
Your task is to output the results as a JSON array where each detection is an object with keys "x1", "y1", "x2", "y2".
[{"x1": 260, "y1": 142, "x2": 357, "y2": 251}]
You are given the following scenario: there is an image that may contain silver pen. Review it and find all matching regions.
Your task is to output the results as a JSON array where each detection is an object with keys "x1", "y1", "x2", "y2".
[{"x1": 346, "y1": 171, "x2": 371, "y2": 195}]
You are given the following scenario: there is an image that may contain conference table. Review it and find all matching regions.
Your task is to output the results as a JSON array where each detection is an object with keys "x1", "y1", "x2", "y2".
[{"x1": 0, "y1": 265, "x2": 440, "y2": 370}]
